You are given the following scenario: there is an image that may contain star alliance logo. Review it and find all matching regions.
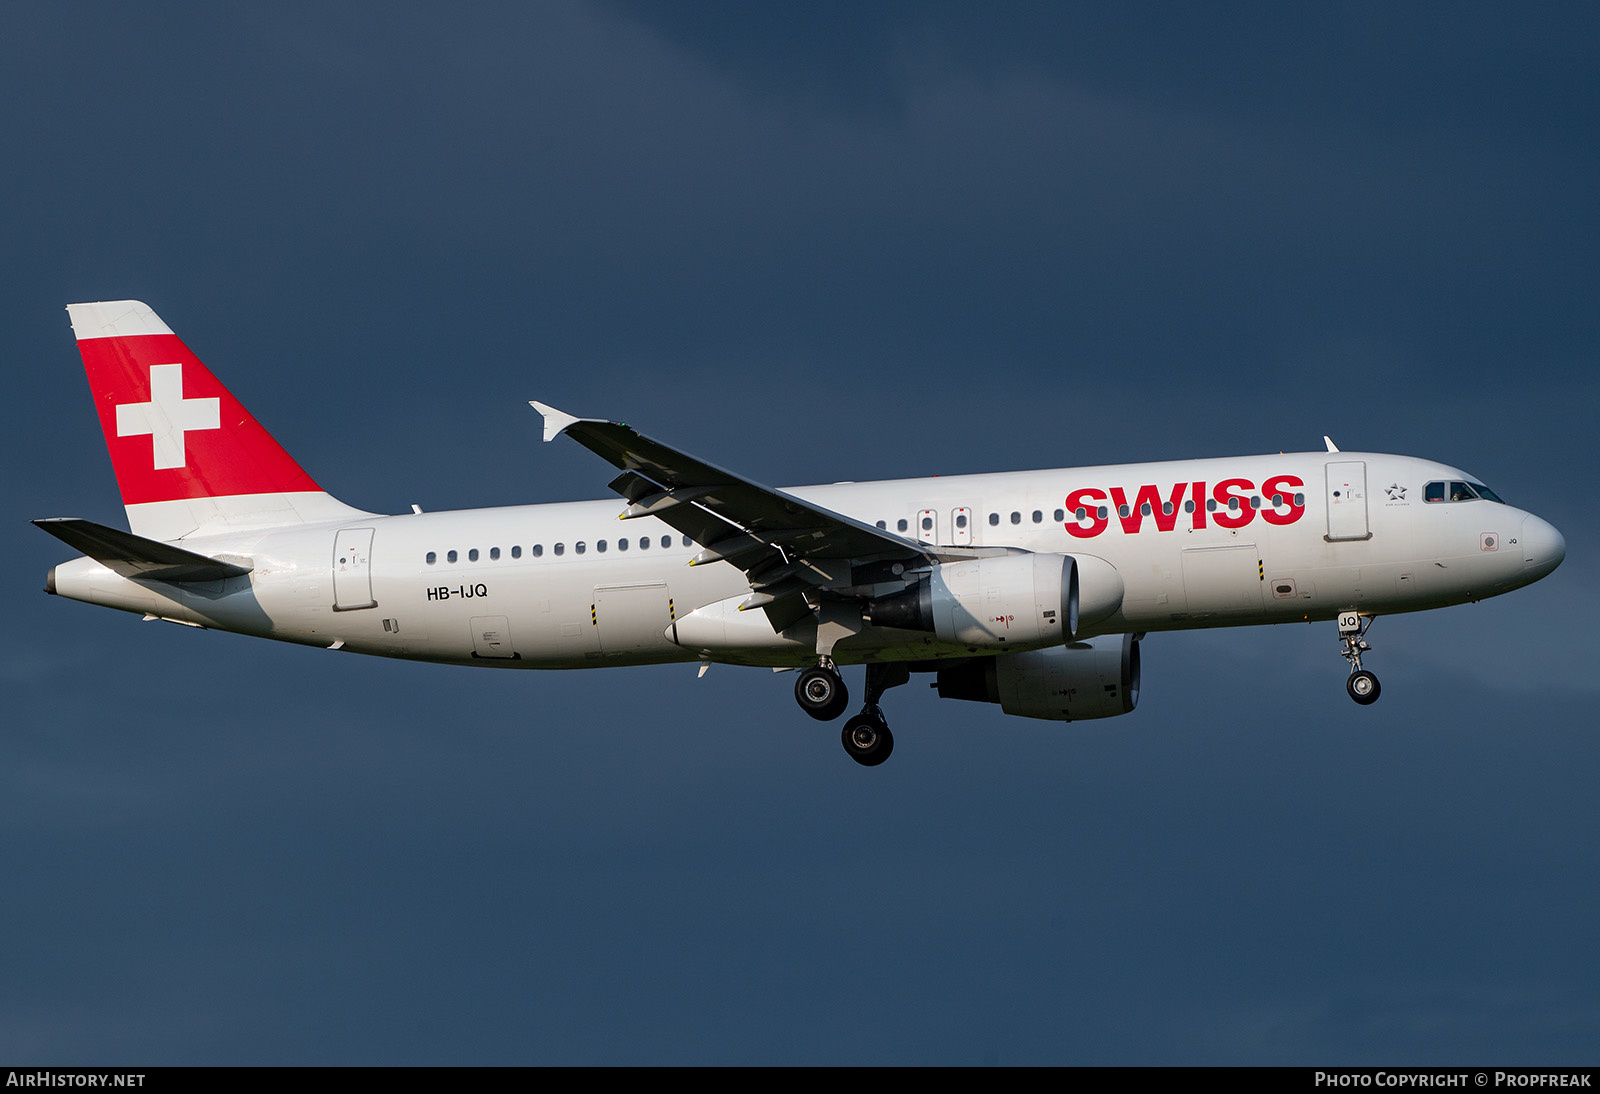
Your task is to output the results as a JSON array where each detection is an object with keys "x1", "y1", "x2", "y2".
[{"x1": 1385, "y1": 483, "x2": 1407, "y2": 501}]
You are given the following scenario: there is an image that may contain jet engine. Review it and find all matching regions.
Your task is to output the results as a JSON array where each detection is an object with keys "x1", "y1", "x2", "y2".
[
  {"x1": 866, "y1": 552, "x2": 1125, "y2": 650},
  {"x1": 934, "y1": 634, "x2": 1140, "y2": 721},
  {"x1": 867, "y1": 553, "x2": 1076, "y2": 650}
]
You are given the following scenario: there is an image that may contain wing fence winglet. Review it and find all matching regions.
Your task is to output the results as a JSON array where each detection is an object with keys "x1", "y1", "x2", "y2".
[{"x1": 529, "y1": 401, "x2": 584, "y2": 443}]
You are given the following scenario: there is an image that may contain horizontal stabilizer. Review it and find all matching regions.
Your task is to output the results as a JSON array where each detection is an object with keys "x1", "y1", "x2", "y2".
[{"x1": 32, "y1": 518, "x2": 252, "y2": 582}]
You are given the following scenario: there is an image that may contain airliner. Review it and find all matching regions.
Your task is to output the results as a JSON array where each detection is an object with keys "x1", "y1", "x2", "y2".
[{"x1": 36, "y1": 301, "x2": 1566, "y2": 766}]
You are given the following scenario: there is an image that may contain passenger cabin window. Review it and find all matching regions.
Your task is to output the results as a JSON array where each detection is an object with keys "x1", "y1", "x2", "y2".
[
  {"x1": 989, "y1": 513, "x2": 999, "y2": 526},
  {"x1": 897, "y1": 519, "x2": 908, "y2": 532},
  {"x1": 512, "y1": 545, "x2": 522, "y2": 559},
  {"x1": 490, "y1": 547, "x2": 500, "y2": 560},
  {"x1": 426, "y1": 551, "x2": 437, "y2": 565},
  {"x1": 447, "y1": 549, "x2": 458, "y2": 563}
]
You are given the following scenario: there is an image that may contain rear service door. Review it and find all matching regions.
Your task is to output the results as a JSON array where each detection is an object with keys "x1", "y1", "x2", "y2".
[{"x1": 332, "y1": 527, "x2": 377, "y2": 611}]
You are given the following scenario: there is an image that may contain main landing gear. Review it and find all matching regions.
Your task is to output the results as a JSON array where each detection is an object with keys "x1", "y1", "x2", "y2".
[
  {"x1": 795, "y1": 660, "x2": 850, "y2": 721},
  {"x1": 793, "y1": 660, "x2": 909, "y2": 766},
  {"x1": 1337, "y1": 610, "x2": 1381, "y2": 705}
]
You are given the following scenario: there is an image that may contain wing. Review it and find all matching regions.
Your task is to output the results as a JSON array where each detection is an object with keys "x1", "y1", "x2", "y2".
[{"x1": 531, "y1": 402, "x2": 938, "y2": 632}]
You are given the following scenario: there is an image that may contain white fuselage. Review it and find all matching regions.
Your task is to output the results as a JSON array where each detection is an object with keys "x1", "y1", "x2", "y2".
[{"x1": 49, "y1": 451, "x2": 1562, "y2": 670}]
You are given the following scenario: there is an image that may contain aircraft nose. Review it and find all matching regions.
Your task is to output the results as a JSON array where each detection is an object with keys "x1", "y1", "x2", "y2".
[{"x1": 1520, "y1": 514, "x2": 1566, "y2": 580}]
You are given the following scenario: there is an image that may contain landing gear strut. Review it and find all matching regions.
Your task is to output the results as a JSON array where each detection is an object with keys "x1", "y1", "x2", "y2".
[
  {"x1": 839, "y1": 662, "x2": 909, "y2": 767},
  {"x1": 1337, "y1": 610, "x2": 1381, "y2": 705}
]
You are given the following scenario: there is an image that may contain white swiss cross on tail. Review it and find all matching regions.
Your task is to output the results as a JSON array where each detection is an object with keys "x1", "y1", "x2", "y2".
[{"x1": 115, "y1": 363, "x2": 221, "y2": 470}]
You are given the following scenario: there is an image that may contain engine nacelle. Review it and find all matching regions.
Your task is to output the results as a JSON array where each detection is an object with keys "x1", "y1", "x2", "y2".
[
  {"x1": 934, "y1": 634, "x2": 1140, "y2": 721},
  {"x1": 869, "y1": 553, "x2": 1077, "y2": 651}
]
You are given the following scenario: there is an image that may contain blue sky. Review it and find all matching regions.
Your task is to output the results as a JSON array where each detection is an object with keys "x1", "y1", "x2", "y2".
[{"x1": 4, "y1": 2, "x2": 1597, "y2": 1063}]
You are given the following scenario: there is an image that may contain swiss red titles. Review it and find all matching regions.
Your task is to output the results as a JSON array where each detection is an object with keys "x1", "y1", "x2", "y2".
[{"x1": 1063, "y1": 475, "x2": 1305, "y2": 538}]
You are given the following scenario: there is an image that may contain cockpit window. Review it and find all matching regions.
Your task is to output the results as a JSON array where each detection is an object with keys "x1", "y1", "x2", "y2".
[{"x1": 1425, "y1": 480, "x2": 1505, "y2": 504}]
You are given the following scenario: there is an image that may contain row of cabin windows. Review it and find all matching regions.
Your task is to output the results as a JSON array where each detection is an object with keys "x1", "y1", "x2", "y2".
[
  {"x1": 425, "y1": 534, "x2": 694, "y2": 565},
  {"x1": 871, "y1": 494, "x2": 1309, "y2": 532},
  {"x1": 425, "y1": 489, "x2": 1321, "y2": 564}
]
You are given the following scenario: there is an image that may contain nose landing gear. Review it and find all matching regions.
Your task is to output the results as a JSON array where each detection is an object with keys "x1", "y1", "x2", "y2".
[{"x1": 1337, "y1": 610, "x2": 1381, "y2": 705}]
